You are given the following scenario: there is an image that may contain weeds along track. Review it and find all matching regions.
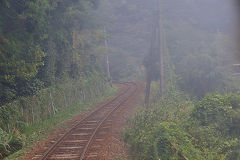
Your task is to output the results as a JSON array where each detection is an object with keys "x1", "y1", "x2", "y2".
[{"x1": 40, "y1": 82, "x2": 137, "y2": 160}]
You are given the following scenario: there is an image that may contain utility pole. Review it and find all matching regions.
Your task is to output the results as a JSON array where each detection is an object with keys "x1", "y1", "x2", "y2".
[
  {"x1": 157, "y1": 0, "x2": 164, "y2": 97},
  {"x1": 145, "y1": 7, "x2": 158, "y2": 106},
  {"x1": 104, "y1": 27, "x2": 112, "y2": 87},
  {"x1": 145, "y1": 0, "x2": 164, "y2": 106}
]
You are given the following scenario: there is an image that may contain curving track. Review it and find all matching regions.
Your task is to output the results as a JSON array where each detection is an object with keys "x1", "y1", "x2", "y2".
[{"x1": 40, "y1": 82, "x2": 137, "y2": 160}]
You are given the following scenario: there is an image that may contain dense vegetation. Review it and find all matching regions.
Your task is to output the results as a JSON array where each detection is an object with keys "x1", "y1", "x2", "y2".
[
  {"x1": 0, "y1": 0, "x2": 114, "y2": 159},
  {"x1": 125, "y1": 83, "x2": 240, "y2": 159},
  {"x1": 0, "y1": 0, "x2": 103, "y2": 105},
  {"x1": 123, "y1": 0, "x2": 240, "y2": 160},
  {"x1": 1, "y1": 0, "x2": 240, "y2": 159}
]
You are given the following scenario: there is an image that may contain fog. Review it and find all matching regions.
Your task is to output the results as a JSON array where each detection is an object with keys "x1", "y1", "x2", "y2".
[
  {"x1": 1, "y1": 0, "x2": 240, "y2": 159},
  {"x1": 97, "y1": 0, "x2": 240, "y2": 97}
]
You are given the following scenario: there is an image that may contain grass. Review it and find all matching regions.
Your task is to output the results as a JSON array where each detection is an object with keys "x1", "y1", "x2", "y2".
[{"x1": 4, "y1": 85, "x2": 118, "y2": 160}]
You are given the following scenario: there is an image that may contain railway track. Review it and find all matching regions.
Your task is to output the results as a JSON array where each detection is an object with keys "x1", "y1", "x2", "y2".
[{"x1": 40, "y1": 82, "x2": 137, "y2": 160}]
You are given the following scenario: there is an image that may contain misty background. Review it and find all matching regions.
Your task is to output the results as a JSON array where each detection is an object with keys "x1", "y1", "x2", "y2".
[
  {"x1": 1, "y1": 0, "x2": 240, "y2": 159},
  {"x1": 96, "y1": 0, "x2": 240, "y2": 97}
]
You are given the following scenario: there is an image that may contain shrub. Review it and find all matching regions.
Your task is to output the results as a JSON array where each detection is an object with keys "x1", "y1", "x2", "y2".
[
  {"x1": 0, "y1": 129, "x2": 24, "y2": 159},
  {"x1": 125, "y1": 121, "x2": 203, "y2": 160},
  {"x1": 191, "y1": 94, "x2": 240, "y2": 136}
]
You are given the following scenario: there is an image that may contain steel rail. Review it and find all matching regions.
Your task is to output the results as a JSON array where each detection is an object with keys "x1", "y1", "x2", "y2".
[
  {"x1": 79, "y1": 82, "x2": 137, "y2": 160},
  {"x1": 40, "y1": 82, "x2": 136, "y2": 160}
]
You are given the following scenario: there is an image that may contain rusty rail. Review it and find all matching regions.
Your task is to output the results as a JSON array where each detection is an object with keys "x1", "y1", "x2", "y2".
[{"x1": 40, "y1": 82, "x2": 137, "y2": 160}]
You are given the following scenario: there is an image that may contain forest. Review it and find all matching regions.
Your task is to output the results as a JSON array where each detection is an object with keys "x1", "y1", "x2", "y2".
[
  {"x1": 0, "y1": 0, "x2": 110, "y2": 158},
  {"x1": 1, "y1": 0, "x2": 240, "y2": 159}
]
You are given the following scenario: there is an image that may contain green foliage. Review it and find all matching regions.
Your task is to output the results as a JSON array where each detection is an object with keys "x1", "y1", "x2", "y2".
[
  {"x1": 125, "y1": 121, "x2": 203, "y2": 160},
  {"x1": 191, "y1": 94, "x2": 240, "y2": 136},
  {"x1": 0, "y1": 73, "x2": 109, "y2": 159},
  {"x1": 0, "y1": 74, "x2": 106, "y2": 132},
  {"x1": 125, "y1": 82, "x2": 240, "y2": 160},
  {"x1": 0, "y1": 0, "x2": 110, "y2": 158},
  {"x1": 188, "y1": 94, "x2": 240, "y2": 159},
  {"x1": 0, "y1": 129, "x2": 11, "y2": 158},
  {"x1": 0, "y1": 0, "x2": 102, "y2": 105},
  {"x1": 0, "y1": 129, "x2": 24, "y2": 159},
  {"x1": 124, "y1": 90, "x2": 204, "y2": 160}
]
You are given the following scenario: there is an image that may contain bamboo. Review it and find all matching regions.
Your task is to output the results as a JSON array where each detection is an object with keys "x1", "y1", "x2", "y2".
[
  {"x1": 32, "y1": 105, "x2": 34, "y2": 123},
  {"x1": 49, "y1": 90, "x2": 56, "y2": 115},
  {"x1": 104, "y1": 27, "x2": 112, "y2": 87},
  {"x1": 63, "y1": 91, "x2": 67, "y2": 108}
]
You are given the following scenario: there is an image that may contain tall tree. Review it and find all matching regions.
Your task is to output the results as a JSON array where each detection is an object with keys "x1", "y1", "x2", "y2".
[{"x1": 0, "y1": 0, "x2": 101, "y2": 105}]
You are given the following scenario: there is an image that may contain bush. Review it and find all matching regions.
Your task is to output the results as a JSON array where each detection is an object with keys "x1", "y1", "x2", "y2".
[
  {"x1": 0, "y1": 73, "x2": 109, "y2": 159},
  {"x1": 0, "y1": 129, "x2": 24, "y2": 159},
  {"x1": 189, "y1": 94, "x2": 240, "y2": 160},
  {"x1": 0, "y1": 129, "x2": 11, "y2": 159},
  {"x1": 124, "y1": 91, "x2": 203, "y2": 160},
  {"x1": 191, "y1": 94, "x2": 240, "y2": 136},
  {"x1": 125, "y1": 121, "x2": 203, "y2": 160},
  {"x1": 124, "y1": 91, "x2": 240, "y2": 160}
]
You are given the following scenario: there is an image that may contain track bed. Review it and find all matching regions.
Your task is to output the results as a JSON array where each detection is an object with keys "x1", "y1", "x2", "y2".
[{"x1": 37, "y1": 82, "x2": 137, "y2": 160}]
